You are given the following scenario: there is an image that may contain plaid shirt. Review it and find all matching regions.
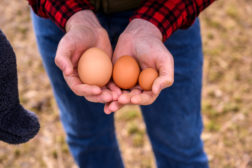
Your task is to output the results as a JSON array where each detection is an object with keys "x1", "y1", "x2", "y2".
[{"x1": 28, "y1": 0, "x2": 215, "y2": 41}]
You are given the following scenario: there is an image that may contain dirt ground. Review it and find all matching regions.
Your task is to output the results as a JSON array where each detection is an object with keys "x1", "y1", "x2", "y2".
[{"x1": 0, "y1": 0, "x2": 252, "y2": 168}]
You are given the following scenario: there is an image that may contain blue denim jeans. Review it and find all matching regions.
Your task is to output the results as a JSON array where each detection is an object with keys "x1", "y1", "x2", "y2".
[{"x1": 31, "y1": 10, "x2": 208, "y2": 168}]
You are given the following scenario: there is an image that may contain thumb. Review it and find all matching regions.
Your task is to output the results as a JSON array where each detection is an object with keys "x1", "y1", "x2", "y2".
[
  {"x1": 152, "y1": 76, "x2": 174, "y2": 95},
  {"x1": 113, "y1": 35, "x2": 134, "y2": 63},
  {"x1": 55, "y1": 39, "x2": 74, "y2": 76},
  {"x1": 95, "y1": 29, "x2": 113, "y2": 59},
  {"x1": 152, "y1": 56, "x2": 174, "y2": 94}
]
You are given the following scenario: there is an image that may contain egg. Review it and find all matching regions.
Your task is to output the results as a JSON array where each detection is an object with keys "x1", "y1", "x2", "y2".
[
  {"x1": 139, "y1": 68, "x2": 158, "y2": 91},
  {"x1": 113, "y1": 56, "x2": 140, "y2": 89},
  {"x1": 77, "y1": 47, "x2": 112, "y2": 87}
]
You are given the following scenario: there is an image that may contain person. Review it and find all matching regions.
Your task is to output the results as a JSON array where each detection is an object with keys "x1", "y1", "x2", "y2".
[{"x1": 28, "y1": 0, "x2": 215, "y2": 167}]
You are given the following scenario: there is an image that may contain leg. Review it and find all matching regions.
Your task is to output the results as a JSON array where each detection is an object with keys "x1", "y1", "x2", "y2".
[
  {"x1": 31, "y1": 12, "x2": 123, "y2": 168},
  {"x1": 141, "y1": 19, "x2": 209, "y2": 168}
]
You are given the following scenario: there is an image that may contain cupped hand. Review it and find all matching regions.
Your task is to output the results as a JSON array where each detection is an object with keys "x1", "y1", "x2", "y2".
[
  {"x1": 55, "y1": 10, "x2": 119, "y2": 103},
  {"x1": 104, "y1": 19, "x2": 174, "y2": 114}
]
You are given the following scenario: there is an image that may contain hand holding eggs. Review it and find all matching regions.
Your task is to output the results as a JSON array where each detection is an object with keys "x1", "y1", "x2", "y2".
[{"x1": 77, "y1": 47, "x2": 158, "y2": 91}]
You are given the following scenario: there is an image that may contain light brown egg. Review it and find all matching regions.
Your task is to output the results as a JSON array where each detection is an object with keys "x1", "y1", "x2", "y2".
[
  {"x1": 77, "y1": 47, "x2": 112, "y2": 87},
  {"x1": 139, "y1": 68, "x2": 158, "y2": 91},
  {"x1": 113, "y1": 56, "x2": 140, "y2": 89}
]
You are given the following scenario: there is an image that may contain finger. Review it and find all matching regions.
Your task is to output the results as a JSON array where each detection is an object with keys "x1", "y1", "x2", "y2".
[
  {"x1": 108, "y1": 101, "x2": 123, "y2": 113},
  {"x1": 95, "y1": 29, "x2": 113, "y2": 58},
  {"x1": 108, "y1": 82, "x2": 122, "y2": 101},
  {"x1": 131, "y1": 91, "x2": 158, "y2": 105},
  {"x1": 64, "y1": 73, "x2": 101, "y2": 96},
  {"x1": 153, "y1": 54, "x2": 174, "y2": 94},
  {"x1": 152, "y1": 76, "x2": 173, "y2": 95},
  {"x1": 118, "y1": 89, "x2": 141, "y2": 104},
  {"x1": 99, "y1": 89, "x2": 113, "y2": 102},
  {"x1": 55, "y1": 38, "x2": 74, "y2": 76},
  {"x1": 73, "y1": 84, "x2": 102, "y2": 96},
  {"x1": 85, "y1": 89, "x2": 113, "y2": 103},
  {"x1": 112, "y1": 35, "x2": 133, "y2": 63},
  {"x1": 104, "y1": 103, "x2": 111, "y2": 115},
  {"x1": 104, "y1": 101, "x2": 122, "y2": 115},
  {"x1": 118, "y1": 91, "x2": 130, "y2": 104}
]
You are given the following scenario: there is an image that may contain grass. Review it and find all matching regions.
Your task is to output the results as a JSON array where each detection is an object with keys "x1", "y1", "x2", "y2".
[
  {"x1": 226, "y1": 5, "x2": 239, "y2": 19},
  {"x1": 205, "y1": 120, "x2": 220, "y2": 132},
  {"x1": 118, "y1": 108, "x2": 140, "y2": 121}
]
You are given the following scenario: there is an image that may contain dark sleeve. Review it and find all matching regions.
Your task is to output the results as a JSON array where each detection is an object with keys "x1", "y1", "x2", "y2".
[{"x1": 130, "y1": 0, "x2": 216, "y2": 41}]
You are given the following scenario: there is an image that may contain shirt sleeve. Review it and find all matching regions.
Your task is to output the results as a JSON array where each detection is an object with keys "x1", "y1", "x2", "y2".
[
  {"x1": 130, "y1": 0, "x2": 215, "y2": 41},
  {"x1": 28, "y1": 0, "x2": 94, "y2": 30}
]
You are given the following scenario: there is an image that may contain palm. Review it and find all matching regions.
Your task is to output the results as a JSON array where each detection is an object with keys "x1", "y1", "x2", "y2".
[
  {"x1": 104, "y1": 19, "x2": 174, "y2": 113},
  {"x1": 55, "y1": 20, "x2": 116, "y2": 103}
]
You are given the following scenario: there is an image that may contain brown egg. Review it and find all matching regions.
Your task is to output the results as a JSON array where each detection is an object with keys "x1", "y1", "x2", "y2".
[
  {"x1": 77, "y1": 47, "x2": 112, "y2": 87},
  {"x1": 113, "y1": 56, "x2": 140, "y2": 89},
  {"x1": 139, "y1": 68, "x2": 158, "y2": 91}
]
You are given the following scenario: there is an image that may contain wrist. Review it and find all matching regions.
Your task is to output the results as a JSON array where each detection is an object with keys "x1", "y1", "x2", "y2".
[
  {"x1": 66, "y1": 10, "x2": 102, "y2": 32},
  {"x1": 125, "y1": 19, "x2": 163, "y2": 41}
]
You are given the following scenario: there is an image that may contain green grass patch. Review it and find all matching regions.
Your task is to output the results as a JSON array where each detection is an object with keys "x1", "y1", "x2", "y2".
[
  {"x1": 127, "y1": 122, "x2": 144, "y2": 135},
  {"x1": 226, "y1": 5, "x2": 238, "y2": 19},
  {"x1": 205, "y1": 120, "x2": 220, "y2": 132},
  {"x1": 202, "y1": 101, "x2": 219, "y2": 118},
  {"x1": 132, "y1": 134, "x2": 144, "y2": 147},
  {"x1": 118, "y1": 109, "x2": 140, "y2": 121},
  {"x1": 223, "y1": 102, "x2": 240, "y2": 113}
]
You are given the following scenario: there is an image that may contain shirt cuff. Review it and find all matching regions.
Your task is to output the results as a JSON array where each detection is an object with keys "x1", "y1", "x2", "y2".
[
  {"x1": 28, "y1": 0, "x2": 94, "y2": 31},
  {"x1": 130, "y1": 0, "x2": 214, "y2": 41}
]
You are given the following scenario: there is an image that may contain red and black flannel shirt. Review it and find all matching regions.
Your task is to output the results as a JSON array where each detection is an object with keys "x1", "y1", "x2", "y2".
[{"x1": 28, "y1": 0, "x2": 215, "y2": 41}]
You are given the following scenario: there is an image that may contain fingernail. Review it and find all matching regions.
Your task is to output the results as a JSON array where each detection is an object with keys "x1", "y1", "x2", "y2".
[
  {"x1": 104, "y1": 108, "x2": 109, "y2": 114},
  {"x1": 105, "y1": 111, "x2": 111, "y2": 115}
]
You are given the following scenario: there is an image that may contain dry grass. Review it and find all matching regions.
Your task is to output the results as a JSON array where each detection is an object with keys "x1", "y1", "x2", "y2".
[{"x1": 0, "y1": 0, "x2": 252, "y2": 167}]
